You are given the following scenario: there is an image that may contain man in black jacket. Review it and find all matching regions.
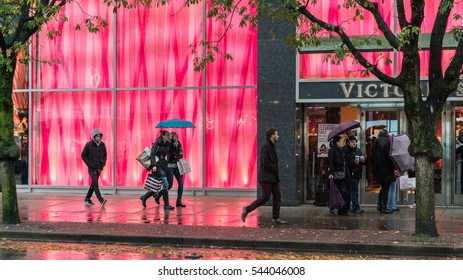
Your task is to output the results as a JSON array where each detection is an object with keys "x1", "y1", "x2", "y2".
[
  {"x1": 346, "y1": 136, "x2": 365, "y2": 214},
  {"x1": 81, "y1": 129, "x2": 107, "y2": 206},
  {"x1": 241, "y1": 128, "x2": 287, "y2": 225}
]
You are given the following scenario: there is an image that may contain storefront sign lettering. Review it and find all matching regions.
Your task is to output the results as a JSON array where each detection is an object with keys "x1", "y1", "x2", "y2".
[
  {"x1": 297, "y1": 80, "x2": 463, "y2": 102},
  {"x1": 339, "y1": 82, "x2": 403, "y2": 98}
]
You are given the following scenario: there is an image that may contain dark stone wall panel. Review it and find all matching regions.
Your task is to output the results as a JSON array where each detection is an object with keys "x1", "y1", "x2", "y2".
[{"x1": 257, "y1": 18, "x2": 301, "y2": 206}]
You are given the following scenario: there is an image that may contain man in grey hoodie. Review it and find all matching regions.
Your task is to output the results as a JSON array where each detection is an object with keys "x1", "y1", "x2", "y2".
[{"x1": 81, "y1": 129, "x2": 108, "y2": 206}]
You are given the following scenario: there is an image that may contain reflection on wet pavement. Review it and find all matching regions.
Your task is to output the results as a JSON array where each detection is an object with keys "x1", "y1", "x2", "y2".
[{"x1": 5, "y1": 193, "x2": 463, "y2": 233}]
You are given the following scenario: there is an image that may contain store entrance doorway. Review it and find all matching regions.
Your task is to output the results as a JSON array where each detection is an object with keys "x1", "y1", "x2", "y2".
[{"x1": 361, "y1": 110, "x2": 402, "y2": 205}]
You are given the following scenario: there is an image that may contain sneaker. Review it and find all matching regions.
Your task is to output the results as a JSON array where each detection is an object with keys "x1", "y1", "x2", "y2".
[
  {"x1": 100, "y1": 198, "x2": 107, "y2": 206},
  {"x1": 272, "y1": 218, "x2": 288, "y2": 224},
  {"x1": 241, "y1": 207, "x2": 248, "y2": 222},
  {"x1": 410, "y1": 203, "x2": 416, "y2": 208},
  {"x1": 84, "y1": 199, "x2": 94, "y2": 206},
  {"x1": 353, "y1": 209, "x2": 364, "y2": 214}
]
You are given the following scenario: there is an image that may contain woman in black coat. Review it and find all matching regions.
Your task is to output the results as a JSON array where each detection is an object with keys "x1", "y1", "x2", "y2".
[
  {"x1": 140, "y1": 130, "x2": 175, "y2": 210},
  {"x1": 372, "y1": 129, "x2": 394, "y2": 214},
  {"x1": 327, "y1": 135, "x2": 350, "y2": 216}
]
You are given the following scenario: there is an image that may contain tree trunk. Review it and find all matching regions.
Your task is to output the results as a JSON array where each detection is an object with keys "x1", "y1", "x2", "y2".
[
  {"x1": 414, "y1": 154, "x2": 438, "y2": 237},
  {"x1": 0, "y1": 61, "x2": 21, "y2": 224}
]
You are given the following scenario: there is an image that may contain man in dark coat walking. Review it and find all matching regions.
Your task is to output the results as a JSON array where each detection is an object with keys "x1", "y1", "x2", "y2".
[
  {"x1": 241, "y1": 128, "x2": 287, "y2": 225},
  {"x1": 81, "y1": 128, "x2": 107, "y2": 206}
]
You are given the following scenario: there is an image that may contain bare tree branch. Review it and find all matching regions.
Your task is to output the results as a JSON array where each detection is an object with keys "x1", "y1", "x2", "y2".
[
  {"x1": 429, "y1": 0, "x2": 453, "y2": 88},
  {"x1": 410, "y1": 0, "x2": 425, "y2": 27},
  {"x1": 296, "y1": 5, "x2": 401, "y2": 86},
  {"x1": 444, "y1": 40, "x2": 463, "y2": 89},
  {"x1": 355, "y1": 0, "x2": 399, "y2": 49},
  {"x1": 396, "y1": 0, "x2": 409, "y2": 29}
]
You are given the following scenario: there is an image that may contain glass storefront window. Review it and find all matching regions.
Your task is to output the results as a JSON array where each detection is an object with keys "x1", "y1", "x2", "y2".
[
  {"x1": 116, "y1": 2, "x2": 202, "y2": 88},
  {"x1": 32, "y1": 1, "x2": 114, "y2": 89},
  {"x1": 455, "y1": 109, "x2": 463, "y2": 195},
  {"x1": 205, "y1": 3, "x2": 257, "y2": 86},
  {"x1": 116, "y1": 89, "x2": 203, "y2": 188},
  {"x1": 306, "y1": 106, "x2": 359, "y2": 197},
  {"x1": 13, "y1": 92, "x2": 29, "y2": 184},
  {"x1": 299, "y1": 52, "x2": 394, "y2": 79},
  {"x1": 31, "y1": 91, "x2": 114, "y2": 186},
  {"x1": 205, "y1": 88, "x2": 257, "y2": 188},
  {"x1": 364, "y1": 110, "x2": 399, "y2": 193},
  {"x1": 303, "y1": 0, "x2": 393, "y2": 37}
]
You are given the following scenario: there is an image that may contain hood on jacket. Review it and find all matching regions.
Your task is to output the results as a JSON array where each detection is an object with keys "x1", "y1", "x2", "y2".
[{"x1": 92, "y1": 129, "x2": 103, "y2": 140}]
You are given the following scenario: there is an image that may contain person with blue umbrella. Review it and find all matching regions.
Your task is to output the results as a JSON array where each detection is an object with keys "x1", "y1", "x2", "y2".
[{"x1": 139, "y1": 130, "x2": 175, "y2": 210}]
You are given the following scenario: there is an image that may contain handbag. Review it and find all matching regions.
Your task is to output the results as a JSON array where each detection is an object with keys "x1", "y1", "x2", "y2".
[
  {"x1": 328, "y1": 179, "x2": 346, "y2": 209},
  {"x1": 399, "y1": 171, "x2": 416, "y2": 191},
  {"x1": 136, "y1": 146, "x2": 158, "y2": 171},
  {"x1": 177, "y1": 159, "x2": 191, "y2": 175},
  {"x1": 332, "y1": 170, "x2": 345, "y2": 180},
  {"x1": 144, "y1": 173, "x2": 163, "y2": 194}
]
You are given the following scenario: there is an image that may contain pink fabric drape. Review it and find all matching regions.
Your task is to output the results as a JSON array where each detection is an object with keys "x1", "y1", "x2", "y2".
[
  {"x1": 29, "y1": 0, "x2": 257, "y2": 189},
  {"x1": 299, "y1": 1, "x2": 463, "y2": 79},
  {"x1": 206, "y1": 88, "x2": 257, "y2": 188},
  {"x1": 206, "y1": 2, "x2": 257, "y2": 86},
  {"x1": 300, "y1": 52, "x2": 394, "y2": 79},
  {"x1": 116, "y1": 2, "x2": 202, "y2": 87},
  {"x1": 32, "y1": 1, "x2": 113, "y2": 89},
  {"x1": 31, "y1": 91, "x2": 114, "y2": 186},
  {"x1": 116, "y1": 90, "x2": 202, "y2": 188}
]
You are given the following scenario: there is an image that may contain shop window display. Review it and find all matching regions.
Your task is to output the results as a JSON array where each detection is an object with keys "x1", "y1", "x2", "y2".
[{"x1": 13, "y1": 92, "x2": 29, "y2": 185}]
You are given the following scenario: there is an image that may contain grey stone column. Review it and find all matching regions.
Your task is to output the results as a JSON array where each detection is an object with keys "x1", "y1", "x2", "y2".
[{"x1": 257, "y1": 18, "x2": 301, "y2": 206}]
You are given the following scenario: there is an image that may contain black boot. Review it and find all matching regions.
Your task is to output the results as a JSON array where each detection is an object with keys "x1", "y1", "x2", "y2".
[
  {"x1": 379, "y1": 194, "x2": 392, "y2": 214},
  {"x1": 140, "y1": 191, "x2": 154, "y2": 208},
  {"x1": 176, "y1": 199, "x2": 186, "y2": 207},
  {"x1": 162, "y1": 190, "x2": 175, "y2": 210},
  {"x1": 153, "y1": 192, "x2": 161, "y2": 205}
]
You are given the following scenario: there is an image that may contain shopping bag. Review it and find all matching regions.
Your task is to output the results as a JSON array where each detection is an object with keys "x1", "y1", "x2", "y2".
[
  {"x1": 327, "y1": 179, "x2": 346, "y2": 209},
  {"x1": 177, "y1": 159, "x2": 191, "y2": 175},
  {"x1": 136, "y1": 147, "x2": 158, "y2": 171},
  {"x1": 399, "y1": 172, "x2": 416, "y2": 191},
  {"x1": 144, "y1": 173, "x2": 163, "y2": 194}
]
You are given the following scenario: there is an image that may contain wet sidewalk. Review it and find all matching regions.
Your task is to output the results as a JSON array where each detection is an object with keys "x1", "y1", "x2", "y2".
[{"x1": 0, "y1": 193, "x2": 463, "y2": 257}]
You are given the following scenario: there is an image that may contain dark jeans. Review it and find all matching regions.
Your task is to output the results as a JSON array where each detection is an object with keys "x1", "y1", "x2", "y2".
[
  {"x1": 378, "y1": 182, "x2": 390, "y2": 209},
  {"x1": 167, "y1": 167, "x2": 184, "y2": 203},
  {"x1": 349, "y1": 177, "x2": 360, "y2": 211},
  {"x1": 85, "y1": 169, "x2": 103, "y2": 201},
  {"x1": 245, "y1": 182, "x2": 281, "y2": 220}
]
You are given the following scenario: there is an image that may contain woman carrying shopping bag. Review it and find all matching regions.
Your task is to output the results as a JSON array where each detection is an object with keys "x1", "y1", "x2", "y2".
[{"x1": 327, "y1": 135, "x2": 350, "y2": 216}]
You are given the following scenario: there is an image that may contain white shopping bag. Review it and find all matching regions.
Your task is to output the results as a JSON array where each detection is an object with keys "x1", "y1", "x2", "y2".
[
  {"x1": 399, "y1": 171, "x2": 416, "y2": 191},
  {"x1": 177, "y1": 159, "x2": 191, "y2": 175}
]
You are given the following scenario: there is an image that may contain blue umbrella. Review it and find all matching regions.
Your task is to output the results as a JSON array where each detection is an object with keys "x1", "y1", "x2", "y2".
[{"x1": 155, "y1": 118, "x2": 195, "y2": 128}]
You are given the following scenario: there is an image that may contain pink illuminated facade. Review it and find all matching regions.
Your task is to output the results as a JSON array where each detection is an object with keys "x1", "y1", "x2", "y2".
[
  {"x1": 12, "y1": 1, "x2": 257, "y2": 193},
  {"x1": 11, "y1": 1, "x2": 463, "y2": 206}
]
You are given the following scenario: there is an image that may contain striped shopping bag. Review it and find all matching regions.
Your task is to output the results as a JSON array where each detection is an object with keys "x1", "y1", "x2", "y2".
[{"x1": 144, "y1": 173, "x2": 162, "y2": 194}]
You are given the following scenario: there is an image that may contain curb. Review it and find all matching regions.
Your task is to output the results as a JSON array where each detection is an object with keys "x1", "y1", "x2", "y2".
[{"x1": 2, "y1": 230, "x2": 462, "y2": 258}]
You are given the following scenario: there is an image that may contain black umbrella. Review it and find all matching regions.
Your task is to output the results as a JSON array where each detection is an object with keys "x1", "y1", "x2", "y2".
[
  {"x1": 366, "y1": 124, "x2": 387, "y2": 137},
  {"x1": 327, "y1": 120, "x2": 361, "y2": 141}
]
